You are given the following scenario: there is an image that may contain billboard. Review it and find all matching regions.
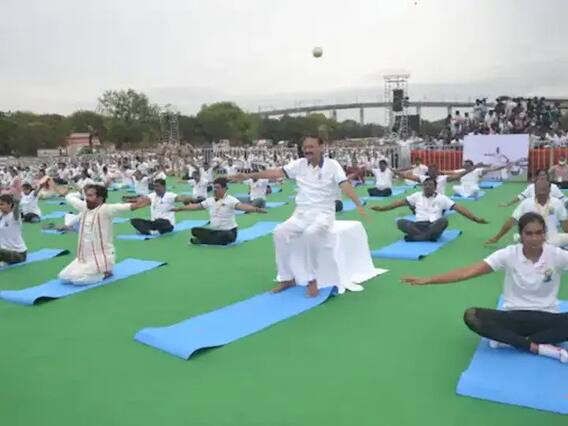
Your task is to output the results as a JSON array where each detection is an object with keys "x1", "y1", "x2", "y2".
[{"x1": 463, "y1": 134, "x2": 529, "y2": 181}]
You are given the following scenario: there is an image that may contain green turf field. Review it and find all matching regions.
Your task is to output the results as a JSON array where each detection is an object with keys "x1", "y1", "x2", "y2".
[{"x1": 1, "y1": 180, "x2": 566, "y2": 426}]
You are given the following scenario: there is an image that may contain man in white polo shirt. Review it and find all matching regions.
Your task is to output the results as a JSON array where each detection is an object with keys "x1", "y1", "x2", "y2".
[
  {"x1": 187, "y1": 170, "x2": 209, "y2": 203},
  {"x1": 396, "y1": 164, "x2": 470, "y2": 195},
  {"x1": 230, "y1": 135, "x2": 366, "y2": 297},
  {"x1": 368, "y1": 159, "x2": 394, "y2": 197},
  {"x1": 452, "y1": 160, "x2": 509, "y2": 198},
  {"x1": 126, "y1": 179, "x2": 189, "y2": 236},
  {"x1": 487, "y1": 178, "x2": 568, "y2": 247},
  {"x1": 500, "y1": 169, "x2": 566, "y2": 208},
  {"x1": 172, "y1": 177, "x2": 266, "y2": 245},
  {"x1": 372, "y1": 177, "x2": 488, "y2": 241}
]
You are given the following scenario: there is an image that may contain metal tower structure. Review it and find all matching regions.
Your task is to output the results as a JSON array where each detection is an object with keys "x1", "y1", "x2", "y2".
[
  {"x1": 383, "y1": 74, "x2": 410, "y2": 141},
  {"x1": 160, "y1": 104, "x2": 180, "y2": 145}
]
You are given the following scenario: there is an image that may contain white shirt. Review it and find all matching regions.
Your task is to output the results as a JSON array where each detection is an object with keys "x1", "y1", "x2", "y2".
[
  {"x1": 66, "y1": 193, "x2": 131, "y2": 264},
  {"x1": 406, "y1": 192, "x2": 455, "y2": 222},
  {"x1": 372, "y1": 168, "x2": 393, "y2": 190},
  {"x1": 188, "y1": 177, "x2": 209, "y2": 199},
  {"x1": 284, "y1": 158, "x2": 347, "y2": 213},
  {"x1": 201, "y1": 194, "x2": 240, "y2": 231},
  {"x1": 133, "y1": 176, "x2": 150, "y2": 195},
  {"x1": 0, "y1": 211, "x2": 27, "y2": 252},
  {"x1": 512, "y1": 197, "x2": 567, "y2": 238},
  {"x1": 245, "y1": 179, "x2": 269, "y2": 200},
  {"x1": 485, "y1": 244, "x2": 568, "y2": 312},
  {"x1": 20, "y1": 192, "x2": 41, "y2": 216},
  {"x1": 225, "y1": 165, "x2": 238, "y2": 175},
  {"x1": 148, "y1": 192, "x2": 177, "y2": 225},
  {"x1": 200, "y1": 167, "x2": 214, "y2": 182},
  {"x1": 460, "y1": 168, "x2": 484, "y2": 191},
  {"x1": 420, "y1": 175, "x2": 448, "y2": 194},
  {"x1": 412, "y1": 164, "x2": 428, "y2": 177},
  {"x1": 518, "y1": 183, "x2": 565, "y2": 201}
]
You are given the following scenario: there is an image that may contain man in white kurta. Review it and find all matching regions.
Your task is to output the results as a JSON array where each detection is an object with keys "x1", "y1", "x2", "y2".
[
  {"x1": 230, "y1": 136, "x2": 367, "y2": 297},
  {"x1": 59, "y1": 185, "x2": 144, "y2": 285}
]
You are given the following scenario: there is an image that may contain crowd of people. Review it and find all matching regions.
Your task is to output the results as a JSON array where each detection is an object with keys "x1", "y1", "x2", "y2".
[
  {"x1": 1, "y1": 136, "x2": 568, "y2": 365},
  {"x1": 444, "y1": 96, "x2": 564, "y2": 142}
]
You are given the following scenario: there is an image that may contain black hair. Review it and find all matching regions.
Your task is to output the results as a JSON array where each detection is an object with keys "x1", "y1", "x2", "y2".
[
  {"x1": 0, "y1": 194, "x2": 15, "y2": 206},
  {"x1": 422, "y1": 177, "x2": 436, "y2": 185},
  {"x1": 154, "y1": 178, "x2": 166, "y2": 187},
  {"x1": 22, "y1": 183, "x2": 32, "y2": 190},
  {"x1": 214, "y1": 177, "x2": 228, "y2": 188},
  {"x1": 84, "y1": 184, "x2": 108, "y2": 202},
  {"x1": 464, "y1": 159, "x2": 474, "y2": 166},
  {"x1": 535, "y1": 169, "x2": 549, "y2": 179},
  {"x1": 379, "y1": 159, "x2": 388, "y2": 166},
  {"x1": 518, "y1": 212, "x2": 546, "y2": 234},
  {"x1": 303, "y1": 135, "x2": 324, "y2": 145}
]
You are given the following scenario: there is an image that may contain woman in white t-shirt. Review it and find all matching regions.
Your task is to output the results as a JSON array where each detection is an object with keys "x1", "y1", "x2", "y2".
[
  {"x1": 403, "y1": 212, "x2": 568, "y2": 364},
  {"x1": 0, "y1": 194, "x2": 28, "y2": 266}
]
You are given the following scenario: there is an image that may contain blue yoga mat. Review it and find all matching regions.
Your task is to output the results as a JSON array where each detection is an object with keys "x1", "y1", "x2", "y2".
[
  {"x1": 371, "y1": 229, "x2": 462, "y2": 260},
  {"x1": 41, "y1": 229, "x2": 66, "y2": 235},
  {"x1": 339, "y1": 199, "x2": 367, "y2": 213},
  {"x1": 0, "y1": 258, "x2": 166, "y2": 306},
  {"x1": 456, "y1": 299, "x2": 568, "y2": 414},
  {"x1": 117, "y1": 220, "x2": 207, "y2": 240},
  {"x1": 396, "y1": 211, "x2": 456, "y2": 222},
  {"x1": 112, "y1": 217, "x2": 130, "y2": 224},
  {"x1": 269, "y1": 186, "x2": 283, "y2": 193},
  {"x1": 199, "y1": 221, "x2": 279, "y2": 247},
  {"x1": 0, "y1": 248, "x2": 70, "y2": 271},
  {"x1": 479, "y1": 181, "x2": 503, "y2": 189},
  {"x1": 45, "y1": 200, "x2": 66, "y2": 206},
  {"x1": 135, "y1": 285, "x2": 337, "y2": 359},
  {"x1": 41, "y1": 211, "x2": 67, "y2": 220},
  {"x1": 451, "y1": 191, "x2": 486, "y2": 201},
  {"x1": 362, "y1": 187, "x2": 407, "y2": 201},
  {"x1": 266, "y1": 201, "x2": 287, "y2": 208}
]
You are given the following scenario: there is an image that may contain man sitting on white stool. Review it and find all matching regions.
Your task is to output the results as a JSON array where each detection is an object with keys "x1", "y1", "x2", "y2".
[{"x1": 231, "y1": 135, "x2": 367, "y2": 297}]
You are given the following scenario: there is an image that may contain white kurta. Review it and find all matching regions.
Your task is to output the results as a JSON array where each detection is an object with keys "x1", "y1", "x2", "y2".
[{"x1": 58, "y1": 193, "x2": 131, "y2": 285}]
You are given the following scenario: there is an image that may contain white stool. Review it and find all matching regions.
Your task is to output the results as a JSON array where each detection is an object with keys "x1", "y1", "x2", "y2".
[{"x1": 277, "y1": 220, "x2": 386, "y2": 294}]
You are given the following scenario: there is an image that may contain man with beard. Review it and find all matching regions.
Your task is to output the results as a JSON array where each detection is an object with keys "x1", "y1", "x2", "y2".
[{"x1": 58, "y1": 184, "x2": 146, "y2": 285}]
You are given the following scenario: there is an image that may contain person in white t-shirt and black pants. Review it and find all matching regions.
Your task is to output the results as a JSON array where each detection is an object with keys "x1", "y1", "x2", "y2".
[
  {"x1": 403, "y1": 212, "x2": 568, "y2": 364},
  {"x1": 0, "y1": 194, "x2": 28, "y2": 266},
  {"x1": 19, "y1": 182, "x2": 43, "y2": 223},
  {"x1": 172, "y1": 177, "x2": 267, "y2": 245},
  {"x1": 126, "y1": 179, "x2": 188, "y2": 236},
  {"x1": 230, "y1": 136, "x2": 367, "y2": 297},
  {"x1": 372, "y1": 177, "x2": 488, "y2": 241},
  {"x1": 368, "y1": 160, "x2": 394, "y2": 197}
]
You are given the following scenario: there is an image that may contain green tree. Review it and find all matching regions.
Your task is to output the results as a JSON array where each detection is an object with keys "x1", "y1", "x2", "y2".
[
  {"x1": 196, "y1": 102, "x2": 256, "y2": 144},
  {"x1": 97, "y1": 89, "x2": 160, "y2": 124}
]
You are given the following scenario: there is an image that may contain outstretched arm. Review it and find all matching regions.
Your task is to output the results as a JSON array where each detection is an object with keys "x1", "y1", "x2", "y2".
[
  {"x1": 230, "y1": 169, "x2": 286, "y2": 182},
  {"x1": 445, "y1": 168, "x2": 470, "y2": 182},
  {"x1": 235, "y1": 203, "x2": 267, "y2": 214},
  {"x1": 172, "y1": 203, "x2": 205, "y2": 212},
  {"x1": 499, "y1": 196, "x2": 521, "y2": 208},
  {"x1": 453, "y1": 204, "x2": 488, "y2": 224},
  {"x1": 339, "y1": 180, "x2": 367, "y2": 219},
  {"x1": 402, "y1": 261, "x2": 492, "y2": 285},
  {"x1": 393, "y1": 169, "x2": 420, "y2": 182},
  {"x1": 371, "y1": 198, "x2": 407, "y2": 212},
  {"x1": 485, "y1": 217, "x2": 516, "y2": 244}
]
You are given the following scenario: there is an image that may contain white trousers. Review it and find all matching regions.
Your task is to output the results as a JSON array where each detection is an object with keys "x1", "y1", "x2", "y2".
[
  {"x1": 453, "y1": 184, "x2": 480, "y2": 198},
  {"x1": 58, "y1": 256, "x2": 115, "y2": 286},
  {"x1": 274, "y1": 208, "x2": 334, "y2": 283}
]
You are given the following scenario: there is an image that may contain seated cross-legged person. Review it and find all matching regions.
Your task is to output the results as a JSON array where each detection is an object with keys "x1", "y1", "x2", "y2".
[
  {"x1": 452, "y1": 159, "x2": 509, "y2": 198},
  {"x1": 242, "y1": 177, "x2": 269, "y2": 209},
  {"x1": 486, "y1": 178, "x2": 568, "y2": 247},
  {"x1": 20, "y1": 181, "x2": 44, "y2": 223},
  {"x1": 172, "y1": 177, "x2": 267, "y2": 246},
  {"x1": 187, "y1": 171, "x2": 209, "y2": 203},
  {"x1": 125, "y1": 179, "x2": 189, "y2": 236},
  {"x1": 500, "y1": 169, "x2": 566, "y2": 208},
  {"x1": 368, "y1": 160, "x2": 394, "y2": 197},
  {"x1": 0, "y1": 194, "x2": 27, "y2": 266},
  {"x1": 371, "y1": 177, "x2": 488, "y2": 242}
]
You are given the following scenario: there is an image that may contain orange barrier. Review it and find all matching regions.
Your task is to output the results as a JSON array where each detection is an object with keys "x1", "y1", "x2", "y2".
[{"x1": 411, "y1": 147, "x2": 568, "y2": 177}]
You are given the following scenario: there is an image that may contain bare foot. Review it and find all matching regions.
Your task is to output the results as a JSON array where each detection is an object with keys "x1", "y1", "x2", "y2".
[
  {"x1": 306, "y1": 280, "x2": 319, "y2": 297},
  {"x1": 272, "y1": 280, "x2": 296, "y2": 293},
  {"x1": 103, "y1": 271, "x2": 113, "y2": 280}
]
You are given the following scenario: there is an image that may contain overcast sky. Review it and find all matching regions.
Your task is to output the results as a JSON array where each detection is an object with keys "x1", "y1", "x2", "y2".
[{"x1": 1, "y1": 0, "x2": 567, "y2": 121}]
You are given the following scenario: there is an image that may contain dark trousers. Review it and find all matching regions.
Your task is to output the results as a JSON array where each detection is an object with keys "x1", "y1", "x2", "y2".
[
  {"x1": 368, "y1": 187, "x2": 392, "y2": 197},
  {"x1": 53, "y1": 178, "x2": 68, "y2": 185},
  {"x1": 335, "y1": 200, "x2": 343, "y2": 212},
  {"x1": 0, "y1": 249, "x2": 27, "y2": 265},
  {"x1": 22, "y1": 213, "x2": 40, "y2": 223},
  {"x1": 191, "y1": 227, "x2": 237, "y2": 245},
  {"x1": 130, "y1": 218, "x2": 174, "y2": 235},
  {"x1": 397, "y1": 218, "x2": 448, "y2": 242},
  {"x1": 464, "y1": 307, "x2": 568, "y2": 351},
  {"x1": 555, "y1": 181, "x2": 568, "y2": 189}
]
